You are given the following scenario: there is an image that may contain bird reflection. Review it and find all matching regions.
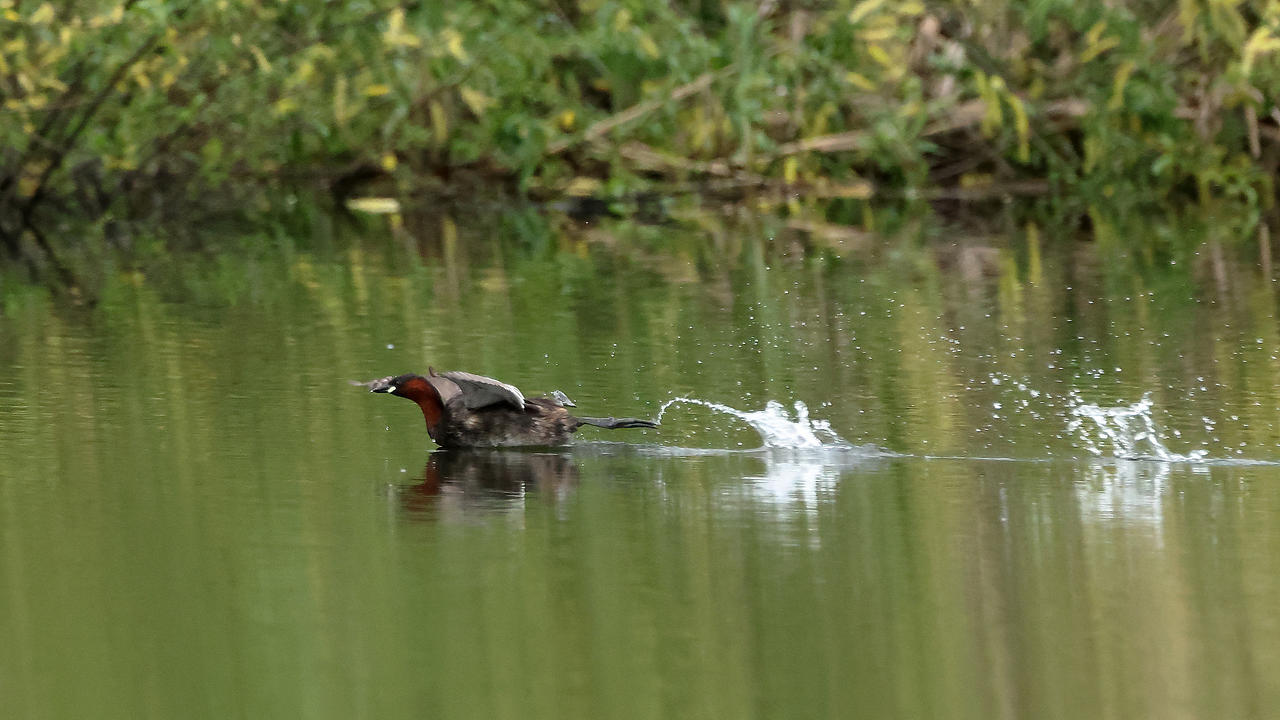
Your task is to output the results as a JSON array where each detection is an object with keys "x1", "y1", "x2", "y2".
[{"x1": 397, "y1": 449, "x2": 579, "y2": 518}]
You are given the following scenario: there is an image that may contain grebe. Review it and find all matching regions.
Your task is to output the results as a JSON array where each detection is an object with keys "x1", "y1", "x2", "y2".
[{"x1": 359, "y1": 368, "x2": 658, "y2": 448}]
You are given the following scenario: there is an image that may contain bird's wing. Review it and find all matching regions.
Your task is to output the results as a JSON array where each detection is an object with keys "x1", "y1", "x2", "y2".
[
  {"x1": 425, "y1": 373, "x2": 462, "y2": 405},
  {"x1": 440, "y1": 371, "x2": 526, "y2": 410}
]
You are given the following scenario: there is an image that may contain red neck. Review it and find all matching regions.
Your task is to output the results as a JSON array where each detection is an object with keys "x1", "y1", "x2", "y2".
[{"x1": 397, "y1": 376, "x2": 445, "y2": 438}]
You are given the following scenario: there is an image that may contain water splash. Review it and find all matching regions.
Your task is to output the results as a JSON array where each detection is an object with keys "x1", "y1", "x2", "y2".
[
  {"x1": 1065, "y1": 392, "x2": 1208, "y2": 462},
  {"x1": 656, "y1": 397, "x2": 852, "y2": 449}
]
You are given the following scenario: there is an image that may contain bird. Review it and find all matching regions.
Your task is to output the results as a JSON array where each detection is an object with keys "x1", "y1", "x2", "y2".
[{"x1": 357, "y1": 368, "x2": 658, "y2": 448}]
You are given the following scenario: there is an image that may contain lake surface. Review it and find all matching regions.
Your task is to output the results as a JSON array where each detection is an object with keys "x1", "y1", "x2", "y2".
[{"x1": 3, "y1": 206, "x2": 1280, "y2": 718}]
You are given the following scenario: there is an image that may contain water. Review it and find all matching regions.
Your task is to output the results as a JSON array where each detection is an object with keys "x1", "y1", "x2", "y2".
[
  {"x1": 1066, "y1": 392, "x2": 1210, "y2": 462},
  {"x1": 656, "y1": 397, "x2": 858, "y2": 449},
  {"x1": 3, "y1": 208, "x2": 1280, "y2": 718}
]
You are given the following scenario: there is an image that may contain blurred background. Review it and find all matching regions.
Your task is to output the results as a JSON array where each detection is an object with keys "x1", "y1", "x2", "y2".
[{"x1": 3, "y1": 2, "x2": 1280, "y2": 719}]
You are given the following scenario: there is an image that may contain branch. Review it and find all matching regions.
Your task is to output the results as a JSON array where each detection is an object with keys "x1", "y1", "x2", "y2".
[
  {"x1": 615, "y1": 141, "x2": 736, "y2": 177},
  {"x1": 19, "y1": 33, "x2": 161, "y2": 231},
  {"x1": 768, "y1": 98, "x2": 1089, "y2": 160},
  {"x1": 545, "y1": 66, "x2": 734, "y2": 156}
]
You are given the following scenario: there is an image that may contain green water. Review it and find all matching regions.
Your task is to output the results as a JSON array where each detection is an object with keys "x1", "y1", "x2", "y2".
[{"x1": 3, "y1": 209, "x2": 1280, "y2": 718}]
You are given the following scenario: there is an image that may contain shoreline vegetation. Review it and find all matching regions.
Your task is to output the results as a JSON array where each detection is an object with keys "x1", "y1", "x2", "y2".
[{"x1": 1, "y1": 0, "x2": 1278, "y2": 289}]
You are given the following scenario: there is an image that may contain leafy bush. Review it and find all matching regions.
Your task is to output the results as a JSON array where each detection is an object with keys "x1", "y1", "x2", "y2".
[{"x1": 1, "y1": 0, "x2": 1278, "y2": 282}]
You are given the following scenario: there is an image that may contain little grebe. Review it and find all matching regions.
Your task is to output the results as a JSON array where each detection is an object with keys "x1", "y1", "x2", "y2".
[{"x1": 359, "y1": 368, "x2": 658, "y2": 448}]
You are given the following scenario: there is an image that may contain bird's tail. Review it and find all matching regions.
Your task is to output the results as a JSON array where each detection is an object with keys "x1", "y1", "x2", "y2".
[{"x1": 575, "y1": 416, "x2": 659, "y2": 430}]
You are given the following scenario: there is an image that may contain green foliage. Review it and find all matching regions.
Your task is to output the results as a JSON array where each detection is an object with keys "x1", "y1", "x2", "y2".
[{"x1": 1, "y1": 0, "x2": 1279, "y2": 276}]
